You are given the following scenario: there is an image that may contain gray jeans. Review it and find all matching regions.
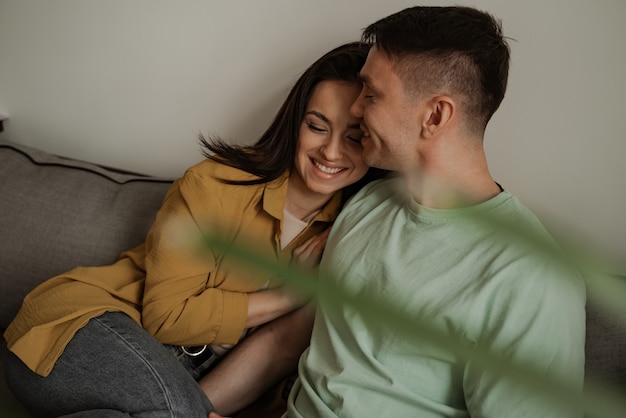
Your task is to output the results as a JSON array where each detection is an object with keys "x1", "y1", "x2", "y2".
[{"x1": 2, "y1": 311, "x2": 216, "y2": 417}]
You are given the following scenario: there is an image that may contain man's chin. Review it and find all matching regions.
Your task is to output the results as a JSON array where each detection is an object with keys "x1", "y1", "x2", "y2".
[
  {"x1": 362, "y1": 148, "x2": 378, "y2": 167},
  {"x1": 364, "y1": 154, "x2": 391, "y2": 171}
]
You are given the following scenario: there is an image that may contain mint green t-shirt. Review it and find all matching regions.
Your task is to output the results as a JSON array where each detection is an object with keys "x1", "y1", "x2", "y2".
[{"x1": 287, "y1": 177, "x2": 586, "y2": 418}]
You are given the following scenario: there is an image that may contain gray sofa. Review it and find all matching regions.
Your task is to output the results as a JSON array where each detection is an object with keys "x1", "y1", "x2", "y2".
[
  {"x1": 0, "y1": 139, "x2": 173, "y2": 417},
  {"x1": 1, "y1": 139, "x2": 625, "y2": 417}
]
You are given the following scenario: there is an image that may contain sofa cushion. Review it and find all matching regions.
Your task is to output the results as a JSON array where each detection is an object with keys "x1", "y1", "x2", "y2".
[
  {"x1": 585, "y1": 289, "x2": 626, "y2": 393},
  {"x1": 0, "y1": 140, "x2": 173, "y2": 328}
]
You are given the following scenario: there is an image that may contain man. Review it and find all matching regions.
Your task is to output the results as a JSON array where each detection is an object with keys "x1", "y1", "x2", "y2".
[{"x1": 207, "y1": 6, "x2": 586, "y2": 417}]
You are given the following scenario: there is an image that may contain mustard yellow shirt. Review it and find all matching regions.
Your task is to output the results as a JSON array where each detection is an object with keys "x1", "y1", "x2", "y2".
[{"x1": 4, "y1": 158, "x2": 341, "y2": 377}]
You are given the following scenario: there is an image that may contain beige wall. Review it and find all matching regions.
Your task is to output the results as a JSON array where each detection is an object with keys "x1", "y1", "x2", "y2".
[{"x1": 1, "y1": 0, "x2": 625, "y2": 274}]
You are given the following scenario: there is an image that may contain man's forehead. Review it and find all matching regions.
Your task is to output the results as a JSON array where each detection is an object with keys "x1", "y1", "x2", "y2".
[{"x1": 360, "y1": 46, "x2": 397, "y2": 86}]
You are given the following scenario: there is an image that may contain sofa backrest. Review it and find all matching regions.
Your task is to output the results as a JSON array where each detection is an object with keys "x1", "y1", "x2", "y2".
[{"x1": 0, "y1": 140, "x2": 173, "y2": 328}]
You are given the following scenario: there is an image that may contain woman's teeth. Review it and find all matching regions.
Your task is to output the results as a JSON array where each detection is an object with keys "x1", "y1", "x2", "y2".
[{"x1": 314, "y1": 160, "x2": 343, "y2": 174}]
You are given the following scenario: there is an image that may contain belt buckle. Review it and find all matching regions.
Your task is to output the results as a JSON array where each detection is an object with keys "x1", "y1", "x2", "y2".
[{"x1": 181, "y1": 345, "x2": 208, "y2": 357}]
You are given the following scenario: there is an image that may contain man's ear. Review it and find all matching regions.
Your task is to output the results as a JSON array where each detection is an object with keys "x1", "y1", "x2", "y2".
[{"x1": 422, "y1": 95, "x2": 454, "y2": 139}]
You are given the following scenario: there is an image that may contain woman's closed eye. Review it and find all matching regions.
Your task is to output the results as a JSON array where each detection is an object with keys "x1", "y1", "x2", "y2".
[
  {"x1": 306, "y1": 121, "x2": 327, "y2": 133},
  {"x1": 346, "y1": 131, "x2": 364, "y2": 145}
]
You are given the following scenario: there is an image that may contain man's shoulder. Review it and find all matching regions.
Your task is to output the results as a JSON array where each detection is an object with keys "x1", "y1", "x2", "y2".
[
  {"x1": 481, "y1": 194, "x2": 586, "y2": 303},
  {"x1": 482, "y1": 191, "x2": 556, "y2": 246}
]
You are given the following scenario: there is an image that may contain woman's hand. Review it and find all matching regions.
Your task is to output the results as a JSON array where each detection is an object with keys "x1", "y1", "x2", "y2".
[
  {"x1": 243, "y1": 229, "x2": 330, "y2": 329},
  {"x1": 282, "y1": 227, "x2": 331, "y2": 307},
  {"x1": 291, "y1": 227, "x2": 331, "y2": 270}
]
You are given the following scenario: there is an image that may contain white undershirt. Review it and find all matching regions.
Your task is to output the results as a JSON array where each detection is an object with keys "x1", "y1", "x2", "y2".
[{"x1": 281, "y1": 208, "x2": 311, "y2": 249}]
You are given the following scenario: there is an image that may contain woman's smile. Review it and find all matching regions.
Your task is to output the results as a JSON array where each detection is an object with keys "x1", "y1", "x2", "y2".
[{"x1": 311, "y1": 158, "x2": 346, "y2": 175}]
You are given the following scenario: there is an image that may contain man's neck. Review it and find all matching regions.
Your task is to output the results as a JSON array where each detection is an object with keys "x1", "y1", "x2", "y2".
[{"x1": 404, "y1": 163, "x2": 502, "y2": 209}]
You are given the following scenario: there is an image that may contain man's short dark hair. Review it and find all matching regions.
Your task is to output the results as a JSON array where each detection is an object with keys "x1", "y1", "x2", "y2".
[{"x1": 362, "y1": 6, "x2": 511, "y2": 134}]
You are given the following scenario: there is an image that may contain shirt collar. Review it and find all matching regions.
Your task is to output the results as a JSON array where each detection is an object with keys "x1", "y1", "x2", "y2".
[{"x1": 262, "y1": 171, "x2": 343, "y2": 223}]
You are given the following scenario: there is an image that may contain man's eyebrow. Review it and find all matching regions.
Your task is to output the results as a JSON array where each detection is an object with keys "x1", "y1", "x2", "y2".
[
  {"x1": 305, "y1": 110, "x2": 329, "y2": 124},
  {"x1": 358, "y1": 72, "x2": 372, "y2": 85},
  {"x1": 359, "y1": 73, "x2": 379, "y2": 95}
]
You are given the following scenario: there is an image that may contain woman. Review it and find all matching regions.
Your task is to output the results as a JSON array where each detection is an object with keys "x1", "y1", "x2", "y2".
[{"x1": 2, "y1": 42, "x2": 385, "y2": 418}]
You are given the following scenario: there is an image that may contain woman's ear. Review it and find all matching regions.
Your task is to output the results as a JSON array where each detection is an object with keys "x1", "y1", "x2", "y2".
[{"x1": 421, "y1": 95, "x2": 454, "y2": 139}]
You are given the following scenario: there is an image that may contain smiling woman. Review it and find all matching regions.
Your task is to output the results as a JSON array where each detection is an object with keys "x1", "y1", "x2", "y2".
[
  {"x1": 2, "y1": 42, "x2": 388, "y2": 418},
  {"x1": 289, "y1": 80, "x2": 369, "y2": 218}
]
